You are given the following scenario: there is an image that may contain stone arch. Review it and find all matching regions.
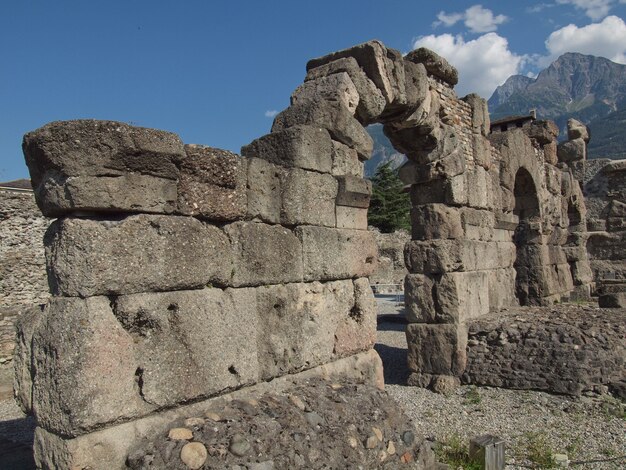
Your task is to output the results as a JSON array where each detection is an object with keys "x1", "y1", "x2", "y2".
[{"x1": 512, "y1": 167, "x2": 541, "y2": 305}]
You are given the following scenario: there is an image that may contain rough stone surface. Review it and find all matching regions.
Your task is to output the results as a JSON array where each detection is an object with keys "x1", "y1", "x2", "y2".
[
  {"x1": 335, "y1": 175, "x2": 371, "y2": 208},
  {"x1": 45, "y1": 215, "x2": 231, "y2": 296},
  {"x1": 405, "y1": 48, "x2": 458, "y2": 86},
  {"x1": 176, "y1": 145, "x2": 246, "y2": 221},
  {"x1": 464, "y1": 305, "x2": 626, "y2": 396},
  {"x1": 271, "y1": 99, "x2": 373, "y2": 160},
  {"x1": 557, "y1": 138, "x2": 586, "y2": 162},
  {"x1": 291, "y1": 72, "x2": 360, "y2": 115},
  {"x1": 281, "y1": 168, "x2": 338, "y2": 226},
  {"x1": 126, "y1": 379, "x2": 439, "y2": 470},
  {"x1": 567, "y1": 118, "x2": 590, "y2": 143},
  {"x1": 406, "y1": 323, "x2": 467, "y2": 376},
  {"x1": 296, "y1": 226, "x2": 377, "y2": 281},
  {"x1": 23, "y1": 120, "x2": 185, "y2": 216},
  {"x1": 225, "y1": 222, "x2": 303, "y2": 287},
  {"x1": 241, "y1": 125, "x2": 333, "y2": 173}
]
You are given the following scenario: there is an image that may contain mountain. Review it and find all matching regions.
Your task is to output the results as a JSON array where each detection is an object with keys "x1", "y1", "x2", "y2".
[
  {"x1": 489, "y1": 53, "x2": 626, "y2": 158},
  {"x1": 364, "y1": 124, "x2": 406, "y2": 177},
  {"x1": 587, "y1": 107, "x2": 626, "y2": 159}
]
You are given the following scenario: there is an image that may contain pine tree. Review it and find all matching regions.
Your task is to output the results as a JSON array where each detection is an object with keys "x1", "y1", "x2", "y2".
[{"x1": 367, "y1": 162, "x2": 411, "y2": 233}]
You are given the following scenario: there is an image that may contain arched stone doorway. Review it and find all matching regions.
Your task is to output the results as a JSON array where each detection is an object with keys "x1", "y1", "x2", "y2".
[{"x1": 512, "y1": 167, "x2": 541, "y2": 305}]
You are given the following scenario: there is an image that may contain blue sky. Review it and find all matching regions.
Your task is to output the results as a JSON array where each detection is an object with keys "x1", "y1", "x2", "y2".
[{"x1": 2, "y1": 1, "x2": 626, "y2": 181}]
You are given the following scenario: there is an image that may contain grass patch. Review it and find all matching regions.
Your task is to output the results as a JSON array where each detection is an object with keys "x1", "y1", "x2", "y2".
[
  {"x1": 434, "y1": 435, "x2": 482, "y2": 470},
  {"x1": 523, "y1": 431, "x2": 557, "y2": 469},
  {"x1": 464, "y1": 386, "x2": 481, "y2": 406}
]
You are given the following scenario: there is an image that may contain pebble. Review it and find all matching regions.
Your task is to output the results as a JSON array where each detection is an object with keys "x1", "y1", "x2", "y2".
[
  {"x1": 168, "y1": 427, "x2": 193, "y2": 440},
  {"x1": 249, "y1": 461, "x2": 274, "y2": 470},
  {"x1": 401, "y1": 430, "x2": 414, "y2": 446},
  {"x1": 180, "y1": 442, "x2": 207, "y2": 469},
  {"x1": 288, "y1": 394, "x2": 306, "y2": 411},
  {"x1": 387, "y1": 440, "x2": 396, "y2": 455},
  {"x1": 348, "y1": 436, "x2": 359, "y2": 448},
  {"x1": 205, "y1": 412, "x2": 221, "y2": 422},
  {"x1": 400, "y1": 451, "x2": 413, "y2": 464},
  {"x1": 184, "y1": 417, "x2": 205, "y2": 428},
  {"x1": 305, "y1": 411, "x2": 324, "y2": 427},
  {"x1": 229, "y1": 434, "x2": 251, "y2": 457},
  {"x1": 365, "y1": 435, "x2": 379, "y2": 449},
  {"x1": 372, "y1": 426, "x2": 383, "y2": 441},
  {"x1": 378, "y1": 450, "x2": 388, "y2": 462}
]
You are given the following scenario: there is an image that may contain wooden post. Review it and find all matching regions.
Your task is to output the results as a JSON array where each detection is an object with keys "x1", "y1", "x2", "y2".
[{"x1": 469, "y1": 435, "x2": 505, "y2": 470}]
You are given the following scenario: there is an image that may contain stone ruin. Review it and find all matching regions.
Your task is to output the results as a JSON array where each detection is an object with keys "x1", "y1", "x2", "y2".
[{"x1": 11, "y1": 40, "x2": 623, "y2": 468}]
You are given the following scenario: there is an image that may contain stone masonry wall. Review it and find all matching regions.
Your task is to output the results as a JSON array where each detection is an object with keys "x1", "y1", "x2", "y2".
[{"x1": 0, "y1": 189, "x2": 49, "y2": 363}]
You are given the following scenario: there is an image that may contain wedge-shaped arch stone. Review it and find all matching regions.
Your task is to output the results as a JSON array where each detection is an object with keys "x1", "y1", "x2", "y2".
[
  {"x1": 291, "y1": 72, "x2": 360, "y2": 115},
  {"x1": 45, "y1": 215, "x2": 232, "y2": 297}
]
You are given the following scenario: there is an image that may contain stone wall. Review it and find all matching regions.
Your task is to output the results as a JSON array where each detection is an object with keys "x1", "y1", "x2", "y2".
[
  {"x1": 369, "y1": 228, "x2": 409, "y2": 291},
  {"x1": 0, "y1": 189, "x2": 49, "y2": 363},
  {"x1": 463, "y1": 306, "x2": 626, "y2": 396}
]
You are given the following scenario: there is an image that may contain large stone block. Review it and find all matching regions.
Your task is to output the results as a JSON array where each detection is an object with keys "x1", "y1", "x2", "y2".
[
  {"x1": 404, "y1": 274, "x2": 437, "y2": 323},
  {"x1": 271, "y1": 99, "x2": 373, "y2": 160},
  {"x1": 296, "y1": 226, "x2": 377, "y2": 281},
  {"x1": 335, "y1": 175, "x2": 371, "y2": 208},
  {"x1": 404, "y1": 239, "x2": 510, "y2": 274},
  {"x1": 31, "y1": 350, "x2": 384, "y2": 470},
  {"x1": 241, "y1": 125, "x2": 333, "y2": 173},
  {"x1": 406, "y1": 323, "x2": 467, "y2": 376},
  {"x1": 567, "y1": 118, "x2": 589, "y2": 143},
  {"x1": 291, "y1": 72, "x2": 360, "y2": 115},
  {"x1": 462, "y1": 94, "x2": 490, "y2": 136},
  {"x1": 281, "y1": 168, "x2": 338, "y2": 227},
  {"x1": 177, "y1": 145, "x2": 247, "y2": 221},
  {"x1": 334, "y1": 278, "x2": 377, "y2": 356},
  {"x1": 435, "y1": 271, "x2": 490, "y2": 323},
  {"x1": 45, "y1": 215, "x2": 231, "y2": 297},
  {"x1": 305, "y1": 57, "x2": 386, "y2": 124},
  {"x1": 403, "y1": 60, "x2": 429, "y2": 112},
  {"x1": 398, "y1": 151, "x2": 465, "y2": 185},
  {"x1": 13, "y1": 305, "x2": 44, "y2": 414},
  {"x1": 405, "y1": 48, "x2": 458, "y2": 86},
  {"x1": 29, "y1": 297, "x2": 152, "y2": 436},
  {"x1": 557, "y1": 138, "x2": 586, "y2": 163},
  {"x1": 23, "y1": 120, "x2": 185, "y2": 216},
  {"x1": 488, "y1": 268, "x2": 517, "y2": 310},
  {"x1": 411, "y1": 204, "x2": 463, "y2": 240},
  {"x1": 336, "y1": 206, "x2": 368, "y2": 230},
  {"x1": 306, "y1": 40, "x2": 402, "y2": 107},
  {"x1": 460, "y1": 207, "x2": 495, "y2": 241},
  {"x1": 113, "y1": 288, "x2": 259, "y2": 408},
  {"x1": 331, "y1": 140, "x2": 364, "y2": 177},
  {"x1": 226, "y1": 222, "x2": 303, "y2": 286},
  {"x1": 528, "y1": 120, "x2": 559, "y2": 145},
  {"x1": 446, "y1": 166, "x2": 493, "y2": 209},
  {"x1": 246, "y1": 157, "x2": 286, "y2": 224},
  {"x1": 256, "y1": 280, "x2": 351, "y2": 379}
]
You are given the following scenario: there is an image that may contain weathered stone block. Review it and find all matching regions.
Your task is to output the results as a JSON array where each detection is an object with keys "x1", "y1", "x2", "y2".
[
  {"x1": 336, "y1": 206, "x2": 368, "y2": 230},
  {"x1": 570, "y1": 260, "x2": 593, "y2": 285},
  {"x1": 410, "y1": 179, "x2": 447, "y2": 205},
  {"x1": 435, "y1": 271, "x2": 490, "y2": 323},
  {"x1": 281, "y1": 168, "x2": 338, "y2": 227},
  {"x1": 447, "y1": 166, "x2": 493, "y2": 209},
  {"x1": 411, "y1": 204, "x2": 463, "y2": 240},
  {"x1": 334, "y1": 278, "x2": 377, "y2": 356},
  {"x1": 488, "y1": 268, "x2": 517, "y2": 310},
  {"x1": 336, "y1": 175, "x2": 371, "y2": 208},
  {"x1": 567, "y1": 118, "x2": 589, "y2": 142},
  {"x1": 305, "y1": 57, "x2": 386, "y2": 124},
  {"x1": 271, "y1": 99, "x2": 373, "y2": 160},
  {"x1": 460, "y1": 208, "x2": 495, "y2": 241},
  {"x1": 241, "y1": 125, "x2": 333, "y2": 173},
  {"x1": 398, "y1": 151, "x2": 465, "y2": 185},
  {"x1": 29, "y1": 297, "x2": 152, "y2": 436},
  {"x1": 463, "y1": 94, "x2": 490, "y2": 136},
  {"x1": 544, "y1": 141, "x2": 558, "y2": 165},
  {"x1": 528, "y1": 120, "x2": 559, "y2": 145},
  {"x1": 291, "y1": 72, "x2": 360, "y2": 115},
  {"x1": 331, "y1": 140, "x2": 364, "y2": 177},
  {"x1": 246, "y1": 157, "x2": 286, "y2": 224},
  {"x1": 177, "y1": 145, "x2": 247, "y2": 221},
  {"x1": 296, "y1": 226, "x2": 377, "y2": 281},
  {"x1": 406, "y1": 323, "x2": 467, "y2": 376},
  {"x1": 405, "y1": 48, "x2": 458, "y2": 86},
  {"x1": 557, "y1": 138, "x2": 586, "y2": 163},
  {"x1": 599, "y1": 292, "x2": 626, "y2": 308},
  {"x1": 225, "y1": 222, "x2": 303, "y2": 287},
  {"x1": 403, "y1": 60, "x2": 429, "y2": 112},
  {"x1": 404, "y1": 239, "x2": 508, "y2": 274},
  {"x1": 404, "y1": 274, "x2": 437, "y2": 323},
  {"x1": 472, "y1": 134, "x2": 492, "y2": 169},
  {"x1": 13, "y1": 305, "x2": 44, "y2": 414},
  {"x1": 23, "y1": 120, "x2": 185, "y2": 217},
  {"x1": 307, "y1": 40, "x2": 401, "y2": 106},
  {"x1": 45, "y1": 215, "x2": 231, "y2": 297}
]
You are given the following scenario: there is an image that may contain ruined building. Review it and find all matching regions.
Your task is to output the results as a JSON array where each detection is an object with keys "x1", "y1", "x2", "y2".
[{"x1": 10, "y1": 40, "x2": 624, "y2": 468}]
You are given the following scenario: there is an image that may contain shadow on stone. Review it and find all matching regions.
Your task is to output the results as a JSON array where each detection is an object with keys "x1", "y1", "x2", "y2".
[{"x1": 374, "y1": 342, "x2": 409, "y2": 385}]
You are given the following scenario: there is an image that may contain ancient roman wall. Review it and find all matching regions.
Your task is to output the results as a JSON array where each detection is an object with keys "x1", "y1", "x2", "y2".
[
  {"x1": 0, "y1": 189, "x2": 49, "y2": 363},
  {"x1": 15, "y1": 40, "x2": 595, "y2": 468}
]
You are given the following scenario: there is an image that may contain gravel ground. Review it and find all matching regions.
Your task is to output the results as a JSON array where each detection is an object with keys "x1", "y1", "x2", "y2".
[
  {"x1": 0, "y1": 297, "x2": 623, "y2": 470},
  {"x1": 374, "y1": 296, "x2": 626, "y2": 470}
]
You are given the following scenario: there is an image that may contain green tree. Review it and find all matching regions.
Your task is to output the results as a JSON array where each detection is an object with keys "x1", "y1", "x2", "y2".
[{"x1": 367, "y1": 162, "x2": 411, "y2": 233}]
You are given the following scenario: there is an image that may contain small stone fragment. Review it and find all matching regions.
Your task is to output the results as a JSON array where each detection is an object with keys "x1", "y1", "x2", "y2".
[
  {"x1": 330, "y1": 383, "x2": 343, "y2": 390},
  {"x1": 401, "y1": 430, "x2": 415, "y2": 446},
  {"x1": 168, "y1": 427, "x2": 193, "y2": 440},
  {"x1": 400, "y1": 451, "x2": 414, "y2": 464},
  {"x1": 184, "y1": 417, "x2": 205, "y2": 428},
  {"x1": 387, "y1": 441, "x2": 396, "y2": 455},
  {"x1": 180, "y1": 442, "x2": 208, "y2": 469},
  {"x1": 365, "y1": 435, "x2": 379, "y2": 449},
  {"x1": 372, "y1": 427, "x2": 383, "y2": 441},
  {"x1": 305, "y1": 411, "x2": 325, "y2": 427},
  {"x1": 378, "y1": 450, "x2": 388, "y2": 462},
  {"x1": 348, "y1": 436, "x2": 359, "y2": 448},
  {"x1": 288, "y1": 394, "x2": 306, "y2": 411},
  {"x1": 205, "y1": 411, "x2": 221, "y2": 422},
  {"x1": 229, "y1": 434, "x2": 251, "y2": 457}
]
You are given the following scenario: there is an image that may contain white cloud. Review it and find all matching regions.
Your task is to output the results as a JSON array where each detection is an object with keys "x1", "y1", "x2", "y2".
[
  {"x1": 543, "y1": 15, "x2": 626, "y2": 64},
  {"x1": 412, "y1": 33, "x2": 525, "y2": 98},
  {"x1": 556, "y1": 0, "x2": 615, "y2": 20},
  {"x1": 264, "y1": 110, "x2": 278, "y2": 118},
  {"x1": 434, "y1": 5, "x2": 508, "y2": 33}
]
